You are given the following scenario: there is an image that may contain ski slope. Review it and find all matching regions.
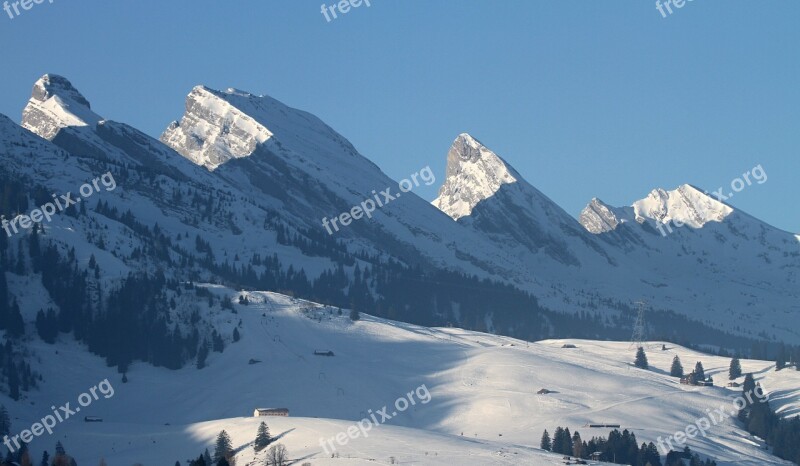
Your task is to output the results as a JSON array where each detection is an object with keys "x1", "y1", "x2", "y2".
[{"x1": 2, "y1": 289, "x2": 796, "y2": 465}]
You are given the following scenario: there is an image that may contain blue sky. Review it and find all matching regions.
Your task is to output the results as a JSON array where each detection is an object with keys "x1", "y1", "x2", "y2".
[{"x1": 1, "y1": 0, "x2": 798, "y2": 232}]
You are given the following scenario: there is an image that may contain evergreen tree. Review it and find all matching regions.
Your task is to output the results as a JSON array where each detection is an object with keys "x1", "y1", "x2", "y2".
[
  {"x1": 349, "y1": 308, "x2": 360, "y2": 321},
  {"x1": 35, "y1": 308, "x2": 58, "y2": 343},
  {"x1": 197, "y1": 340, "x2": 209, "y2": 369},
  {"x1": 211, "y1": 330, "x2": 225, "y2": 353},
  {"x1": 634, "y1": 347, "x2": 649, "y2": 369},
  {"x1": 776, "y1": 345, "x2": 787, "y2": 371},
  {"x1": 40, "y1": 451, "x2": 49, "y2": 466},
  {"x1": 8, "y1": 365, "x2": 20, "y2": 401},
  {"x1": 637, "y1": 441, "x2": 663, "y2": 466},
  {"x1": 540, "y1": 429, "x2": 551, "y2": 451},
  {"x1": 737, "y1": 373, "x2": 758, "y2": 423},
  {"x1": 0, "y1": 404, "x2": 10, "y2": 436},
  {"x1": 7, "y1": 299, "x2": 24, "y2": 337},
  {"x1": 572, "y1": 431, "x2": 584, "y2": 458},
  {"x1": 255, "y1": 421, "x2": 271, "y2": 450},
  {"x1": 28, "y1": 227, "x2": 40, "y2": 271},
  {"x1": 742, "y1": 374, "x2": 756, "y2": 398},
  {"x1": 52, "y1": 442, "x2": 70, "y2": 466},
  {"x1": 232, "y1": 327, "x2": 240, "y2": 342},
  {"x1": 793, "y1": 347, "x2": 800, "y2": 371},
  {"x1": 213, "y1": 430, "x2": 233, "y2": 463},
  {"x1": 16, "y1": 449, "x2": 31, "y2": 466},
  {"x1": 670, "y1": 355, "x2": 684, "y2": 377},
  {"x1": 563, "y1": 427, "x2": 573, "y2": 455},
  {"x1": 694, "y1": 361, "x2": 706, "y2": 381},
  {"x1": 0, "y1": 265, "x2": 8, "y2": 330},
  {"x1": 729, "y1": 357, "x2": 742, "y2": 380},
  {"x1": 203, "y1": 448, "x2": 213, "y2": 466},
  {"x1": 553, "y1": 426, "x2": 566, "y2": 454}
]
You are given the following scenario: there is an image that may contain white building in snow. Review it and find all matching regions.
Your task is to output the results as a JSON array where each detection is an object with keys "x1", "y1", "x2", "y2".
[{"x1": 253, "y1": 408, "x2": 289, "y2": 417}]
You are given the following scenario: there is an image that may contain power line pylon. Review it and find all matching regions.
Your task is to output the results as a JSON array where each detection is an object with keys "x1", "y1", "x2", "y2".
[{"x1": 630, "y1": 300, "x2": 647, "y2": 349}]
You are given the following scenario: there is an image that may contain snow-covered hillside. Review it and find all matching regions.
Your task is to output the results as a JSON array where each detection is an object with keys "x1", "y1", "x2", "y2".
[
  {"x1": 5, "y1": 73, "x2": 799, "y2": 347},
  {"x1": 431, "y1": 132, "x2": 800, "y2": 344},
  {"x1": 2, "y1": 290, "x2": 795, "y2": 464},
  {"x1": 578, "y1": 184, "x2": 800, "y2": 343},
  {"x1": 2, "y1": 73, "x2": 799, "y2": 465}
]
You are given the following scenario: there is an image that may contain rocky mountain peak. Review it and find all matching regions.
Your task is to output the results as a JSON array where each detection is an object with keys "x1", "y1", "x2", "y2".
[
  {"x1": 22, "y1": 74, "x2": 102, "y2": 140},
  {"x1": 433, "y1": 133, "x2": 519, "y2": 220},
  {"x1": 160, "y1": 85, "x2": 275, "y2": 170}
]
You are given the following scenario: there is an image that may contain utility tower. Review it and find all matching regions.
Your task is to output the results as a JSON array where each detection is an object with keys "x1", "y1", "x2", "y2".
[{"x1": 629, "y1": 300, "x2": 647, "y2": 349}]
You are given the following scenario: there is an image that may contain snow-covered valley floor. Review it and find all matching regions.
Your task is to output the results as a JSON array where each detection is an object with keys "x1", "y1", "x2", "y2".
[{"x1": 3, "y1": 289, "x2": 797, "y2": 465}]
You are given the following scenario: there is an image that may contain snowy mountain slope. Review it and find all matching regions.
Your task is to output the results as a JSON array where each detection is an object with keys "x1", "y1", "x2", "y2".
[
  {"x1": 11, "y1": 75, "x2": 427, "y2": 293},
  {"x1": 21, "y1": 74, "x2": 217, "y2": 183},
  {"x1": 2, "y1": 99, "x2": 263, "y2": 282},
  {"x1": 21, "y1": 74, "x2": 101, "y2": 140},
  {"x1": 9, "y1": 416, "x2": 591, "y2": 466},
  {"x1": 9, "y1": 74, "x2": 799, "y2": 348},
  {"x1": 580, "y1": 185, "x2": 734, "y2": 234},
  {"x1": 433, "y1": 133, "x2": 617, "y2": 268},
  {"x1": 159, "y1": 85, "x2": 531, "y2": 279},
  {"x1": 1, "y1": 290, "x2": 794, "y2": 464},
  {"x1": 430, "y1": 133, "x2": 800, "y2": 344},
  {"x1": 578, "y1": 185, "x2": 800, "y2": 342}
]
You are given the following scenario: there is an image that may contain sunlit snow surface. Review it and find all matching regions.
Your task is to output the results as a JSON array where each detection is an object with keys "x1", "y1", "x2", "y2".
[{"x1": 3, "y1": 290, "x2": 794, "y2": 465}]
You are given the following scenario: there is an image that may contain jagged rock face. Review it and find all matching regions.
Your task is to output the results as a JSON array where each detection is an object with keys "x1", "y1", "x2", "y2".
[
  {"x1": 31, "y1": 74, "x2": 91, "y2": 107},
  {"x1": 433, "y1": 133, "x2": 518, "y2": 221},
  {"x1": 22, "y1": 74, "x2": 101, "y2": 140},
  {"x1": 578, "y1": 184, "x2": 734, "y2": 234},
  {"x1": 579, "y1": 198, "x2": 622, "y2": 234},
  {"x1": 632, "y1": 184, "x2": 732, "y2": 228},
  {"x1": 432, "y1": 133, "x2": 617, "y2": 267},
  {"x1": 161, "y1": 86, "x2": 274, "y2": 170}
]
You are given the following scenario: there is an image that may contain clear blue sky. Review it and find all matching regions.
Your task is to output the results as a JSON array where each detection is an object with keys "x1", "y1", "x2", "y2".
[{"x1": 1, "y1": 1, "x2": 798, "y2": 232}]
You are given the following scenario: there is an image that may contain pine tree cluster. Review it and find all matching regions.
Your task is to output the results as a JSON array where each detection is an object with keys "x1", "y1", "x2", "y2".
[
  {"x1": 540, "y1": 426, "x2": 663, "y2": 465},
  {"x1": 738, "y1": 374, "x2": 800, "y2": 464}
]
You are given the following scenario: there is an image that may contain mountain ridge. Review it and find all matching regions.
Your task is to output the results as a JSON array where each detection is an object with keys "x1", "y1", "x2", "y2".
[{"x1": 3, "y1": 73, "x2": 798, "y2": 351}]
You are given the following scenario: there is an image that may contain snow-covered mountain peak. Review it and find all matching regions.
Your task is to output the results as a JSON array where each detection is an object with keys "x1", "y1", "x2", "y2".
[
  {"x1": 579, "y1": 184, "x2": 735, "y2": 234},
  {"x1": 633, "y1": 183, "x2": 733, "y2": 228},
  {"x1": 161, "y1": 83, "x2": 368, "y2": 174},
  {"x1": 32, "y1": 74, "x2": 91, "y2": 107},
  {"x1": 21, "y1": 74, "x2": 102, "y2": 140},
  {"x1": 579, "y1": 197, "x2": 627, "y2": 234},
  {"x1": 160, "y1": 85, "x2": 275, "y2": 170},
  {"x1": 433, "y1": 133, "x2": 519, "y2": 220}
]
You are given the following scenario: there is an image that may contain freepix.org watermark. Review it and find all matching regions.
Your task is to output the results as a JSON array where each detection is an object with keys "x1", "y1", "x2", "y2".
[
  {"x1": 321, "y1": 166, "x2": 435, "y2": 235},
  {"x1": 3, "y1": 379, "x2": 115, "y2": 453},
  {"x1": 656, "y1": 164, "x2": 766, "y2": 237},
  {"x1": 319, "y1": 384, "x2": 432, "y2": 455},
  {"x1": 320, "y1": 0, "x2": 371, "y2": 22},
  {"x1": 2, "y1": 172, "x2": 117, "y2": 238},
  {"x1": 656, "y1": 384, "x2": 768, "y2": 454},
  {"x1": 655, "y1": 0, "x2": 695, "y2": 19},
  {"x1": 3, "y1": 0, "x2": 54, "y2": 20}
]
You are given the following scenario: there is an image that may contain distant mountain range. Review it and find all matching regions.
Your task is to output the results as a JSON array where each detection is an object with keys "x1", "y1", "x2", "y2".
[{"x1": 0, "y1": 73, "x2": 797, "y2": 382}]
